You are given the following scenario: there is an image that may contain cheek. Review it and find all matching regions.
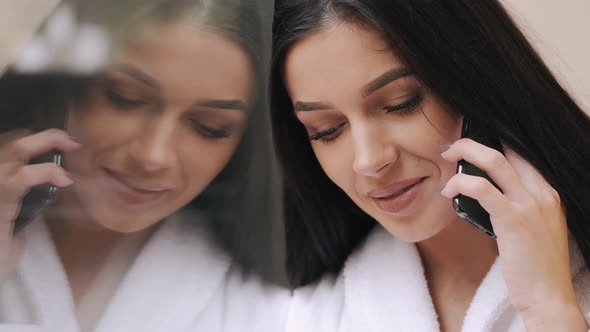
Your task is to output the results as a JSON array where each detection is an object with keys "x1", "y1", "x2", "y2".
[
  {"x1": 438, "y1": 157, "x2": 458, "y2": 183},
  {"x1": 404, "y1": 100, "x2": 461, "y2": 161},
  {"x1": 419, "y1": 98, "x2": 462, "y2": 143},
  {"x1": 65, "y1": 106, "x2": 131, "y2": 167},
  {"x1": 65, "y1": 109, "x2": 103, "y2": 173},
  {"x1": 418, "y1": 101, "x2": 462, "y2": 180},
  {"x1": 179, "y1": 137, "x2": 242, "y2": 194},
  {"x1": 67, "y1": 101, "x2": 130, "y2": 144},
  {"x1": 312, "y1": 141, "x2": 356, "y2": 192}
]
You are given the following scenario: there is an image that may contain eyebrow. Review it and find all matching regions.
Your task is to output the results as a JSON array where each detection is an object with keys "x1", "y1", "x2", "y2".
[
  {"x1": 362, "y1": 67, "x2": 412, "y2": 97},
  {"x1": 110, "y1": 64, "x2": 247, "y2": 112},
  {"x1": 111, "y1": 64, "x2": 159, "y2": 89},
  {"x1": 293, "y1": 67, "x2": 412, "y2": 113},
  {"x1": 193, "y1": 99, "x2": 248, "y2": 112},
  {"x1": 293, "y1": 101, "x2": 332, "y2": 112}
]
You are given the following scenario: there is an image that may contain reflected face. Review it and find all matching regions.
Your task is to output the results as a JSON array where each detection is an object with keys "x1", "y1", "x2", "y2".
[
  {"x1": 284, "y1": 23, "x2": 462, "y2": 242},
  {"x1": 62, "y1": 19, "x2": 253, "y2": 232}
]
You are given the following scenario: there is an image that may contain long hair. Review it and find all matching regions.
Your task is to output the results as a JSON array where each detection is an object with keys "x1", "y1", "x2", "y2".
[
  {"x1": 0, "y1": 0, "x2": 284, "y2": 284},
  {"x1": 271, "y1": 0, "x2": 590, "y2": 287}
]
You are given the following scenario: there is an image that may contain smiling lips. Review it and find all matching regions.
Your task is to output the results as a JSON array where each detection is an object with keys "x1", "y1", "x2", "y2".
[
  {"x1": 368, "y1": 177, "x2": 427, "y2": 214},
  {"x1": 104, "y1": 168, "x2": 171, "y2": 206}
]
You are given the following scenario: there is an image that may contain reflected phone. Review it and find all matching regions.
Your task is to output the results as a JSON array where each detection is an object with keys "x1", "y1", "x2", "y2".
[
  {"x1": 452, "y1": 119, "x2": 503, "y2": 239},
  {"x1": 13, "y1": 152, "x2": 63, "y2": 234}
]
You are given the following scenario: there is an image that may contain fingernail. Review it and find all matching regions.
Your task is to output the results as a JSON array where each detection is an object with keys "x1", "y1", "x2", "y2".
[
  {"x1": 439, "y1": 144, "x2": 452, "y2": 154},
  {"x1": 60, "y1": 176, "x2": 74, "y2": 187},
  {"x1": 440, "y1": 184, "x2": 451, "y2": 197},
  {"x1": 68, "y1": 135, "x2": 82, "y2": 144}
]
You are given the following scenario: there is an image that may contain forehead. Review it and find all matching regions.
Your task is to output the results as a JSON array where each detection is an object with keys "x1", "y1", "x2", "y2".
[
  {"x1": 112, "y1": 20, "x2": 253, "y2": 99},
  {"x1": 284, "y1": 23, "x2": 405, "y2": 99}
]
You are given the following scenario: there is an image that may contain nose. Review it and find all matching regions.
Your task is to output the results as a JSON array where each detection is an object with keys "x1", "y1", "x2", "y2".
[
  {"x1": 352, "y1": 124, "x2": 399, "y2": 177},
  {"x1": 128, "y1": 114, "x2": 179, "y2": 172}
]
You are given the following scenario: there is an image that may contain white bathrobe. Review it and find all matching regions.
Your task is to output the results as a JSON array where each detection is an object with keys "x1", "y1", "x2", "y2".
[
  {"x1": 0, "y1": 211, "x2": 289, "y2": 332},
  {"x1": 286, "y1": 225, "x2": 590, "y2": 332}
]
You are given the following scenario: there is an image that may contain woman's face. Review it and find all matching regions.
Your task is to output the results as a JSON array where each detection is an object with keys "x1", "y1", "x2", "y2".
[
  {"x1": 61, "y1": 19, "x2": 253, "y2": 232},
  {"x1": 284, "y1": 23, "x2": 463, "y2": 242}
]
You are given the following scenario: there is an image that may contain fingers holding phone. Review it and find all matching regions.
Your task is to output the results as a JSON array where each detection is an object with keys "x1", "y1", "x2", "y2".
[
  {"x1": 439, "y1": 138, "x2": 578, "y2": 325},
  {"x1": 0, "y1": 129, "x2": 80, "y2": 273},
  {"x1": 439, "y1": 138, "x2": 564, "y2": 237}
]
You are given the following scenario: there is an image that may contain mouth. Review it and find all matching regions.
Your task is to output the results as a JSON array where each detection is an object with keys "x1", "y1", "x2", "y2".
[
  {"x1": 103, "y1": 168, "x2": 171, "y2": 206},
  {"x1": 368, "y1": 177, "x2": 427, "y2": 215}
]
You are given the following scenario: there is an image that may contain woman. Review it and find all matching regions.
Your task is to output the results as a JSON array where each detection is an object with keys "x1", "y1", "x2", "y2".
[
  {"x1": 271, "y1": 0, "x2": 590, "y2": 331},
  {"x1": 0, "y1": 0, "x2": 287, "y2": 331}
]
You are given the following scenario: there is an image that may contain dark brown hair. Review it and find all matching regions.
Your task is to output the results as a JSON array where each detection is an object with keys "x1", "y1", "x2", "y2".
[{"x1": 271, "y1": 0, "x2": 590, "y2": 287}]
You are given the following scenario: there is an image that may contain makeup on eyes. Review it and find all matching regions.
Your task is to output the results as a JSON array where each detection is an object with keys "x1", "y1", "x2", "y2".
[
  {"x1": 104, "y1": 85, "x2": 149, "y2": 108},
  {"x1": 295, "y1": 72, "x2": 425, "y2": 142},
  {"x1": 94, "y1": 64, "x2": 248, "y2": 140},
  {"x1": 186, "y1": 109, "x2": 245, "y2": 139},
  {"x1": 302, "y1": 92, "x2": 425, "y2": 143},
  {"x1": 383, "y1": 93, "x2": 423, "y2": 115},
  {"x1": 99, "y1": 73, "x2": 153, "y2": 109},
  {"x1": 189, "y1": 121, "x2": 232, "y2": 138},
  {"x1": 309, "y1": 122, "x2": 347, "y2": 142}
]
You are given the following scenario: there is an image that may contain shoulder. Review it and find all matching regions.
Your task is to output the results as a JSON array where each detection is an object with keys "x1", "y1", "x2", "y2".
[
  {"x1": 572, "y1": 267, "x2": 590, "y2": 326},
  {"x1": 288, "y1": 227, "x2": 397, "y2": 310},
  {"x1": 163, "y1": 210, "x2": 291, "y2": 331},
  {"x1": 158, "y1": 209, "x2": 230, "y2": 261},
  {"x1": 568, "y1": 237, "x2": 590, "y2": 323},
  {"x1": 288, "y1": 273, "x2": 345, "y2": 332},
  {"x1": 286, "y1": 226, "x2": 422, "y2": 332},
  {"x1": 221, "y1": 266, "x2": 291, "y2": 331},
  {"x1": 286, "y1": 226, "x2": 392, "y2": 331}
]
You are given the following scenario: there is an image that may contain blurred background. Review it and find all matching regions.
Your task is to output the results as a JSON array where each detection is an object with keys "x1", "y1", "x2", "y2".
[{"x1": 502, "y1": 0, "x2": 590, "y2": 112}]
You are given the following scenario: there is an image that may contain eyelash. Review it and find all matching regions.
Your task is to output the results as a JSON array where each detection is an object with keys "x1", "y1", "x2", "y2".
[
  {"x1": 384, "y1": 94, "x2": 424, "y2": 114},
  {"x1": 105, "y1": 87, "x2": 232, "y2": 139},
  {"x1": 308, "y1": 94, "x2": 424, "y2": 143},
  {"x1": 309, "y1": 122, "x2": 346, "y2": 143},
  {"x1": 190, "y1": 120, "x2": 232, "y2": 139},
  {"x1": 105, "y1": 87, "x2": 148, "y2": 109}
]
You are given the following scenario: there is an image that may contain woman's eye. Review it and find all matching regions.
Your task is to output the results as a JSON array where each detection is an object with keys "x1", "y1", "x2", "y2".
[
  {"x1": 309, "y1": 122, "x2": 346, "y2": 143},
  {"x1": 105, "y1": 87, "x2": 148, "y2": 108},
  {"x1": 190, "y1": 120, "x2": 232, "y2": 139},
  {"x1": 384, "y1": 94, "x2": 424, "y2": 115}
]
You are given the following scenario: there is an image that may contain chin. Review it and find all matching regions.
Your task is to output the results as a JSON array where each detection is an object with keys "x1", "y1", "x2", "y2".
[
  {"x1": 96, "y1": 215, "x2": 165, "y2": 233},
  {"x1": 93, "y1": 219, "x2": 155, "y2": 233},
  {"x1": 80, "y1": 200, "x2": 169, "y2": 233},
  {"x1": 379, "y1": 216, "x2": 452, "y2": 243}
]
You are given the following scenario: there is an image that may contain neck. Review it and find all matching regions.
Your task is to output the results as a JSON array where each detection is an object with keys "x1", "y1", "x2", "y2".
[
  {"x1": 44, "y1": 203, "x2": 130, "y2": 266},
  {"x1": 43, "y1": 203, "x2": 155, "y2": 306},
  {"x1": 417, "y1": 217, "x2": 498, "y2": 284}
]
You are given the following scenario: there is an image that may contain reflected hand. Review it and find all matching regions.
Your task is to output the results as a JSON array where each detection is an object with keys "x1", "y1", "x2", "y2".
[{"x1": 0, "y1": 128, "x2": 79, "y2": 280}]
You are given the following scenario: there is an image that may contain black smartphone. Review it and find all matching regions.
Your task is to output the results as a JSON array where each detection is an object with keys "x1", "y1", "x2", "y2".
[
  {"x1": 0, "y1": 72, "x2": 70, "y2": 235},
  {"x1": 452, "y1": 119, "x2": 503, "y2": 239},
  {"x1": 13, "y1": 152, "x2": 63, "y2": 234}
]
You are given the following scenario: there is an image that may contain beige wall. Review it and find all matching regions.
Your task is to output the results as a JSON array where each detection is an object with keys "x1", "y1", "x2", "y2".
[
  {"x1": 0, "y1": 0, "x2": 61, "y2": 75},
  {"x1": 502, "y1": 0, "x2": 590, "y2": 112}
]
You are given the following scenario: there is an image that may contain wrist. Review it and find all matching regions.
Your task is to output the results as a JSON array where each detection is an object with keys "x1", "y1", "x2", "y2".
[{"x1": 521, "y1": 301, "x2": 587, "y2": 332}]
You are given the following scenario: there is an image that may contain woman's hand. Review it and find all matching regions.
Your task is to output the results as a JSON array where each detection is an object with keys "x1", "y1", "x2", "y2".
[
  {"x1": 0, "y1": 128, "x2": 79, "y2": 279},
  {"x1": 440, "y1": 138, "x2": 588, "y2": 331}
]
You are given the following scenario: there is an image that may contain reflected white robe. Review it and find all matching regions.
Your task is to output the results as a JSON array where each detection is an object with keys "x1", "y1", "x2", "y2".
[{"x1": 0, "y1": 212, "x2": 289, "y2": 332}]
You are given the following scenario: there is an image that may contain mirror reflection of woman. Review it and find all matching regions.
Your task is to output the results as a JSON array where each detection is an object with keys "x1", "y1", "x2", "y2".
[
  {"x1": 271, "y1": 1, "x2": 590, "y2": 331},
  {"x1": 0, "y1": 1, "x2": 287, "y2": 331}
]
